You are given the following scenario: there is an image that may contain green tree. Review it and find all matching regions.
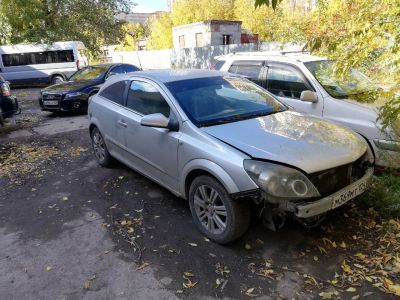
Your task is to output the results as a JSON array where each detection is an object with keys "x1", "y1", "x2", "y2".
[
  {"x1": 0, "y1": 0, "x2": 134, "y2": 53},
  {"x1": 116, "y1": 23, "x2": 147, "y2": 51}
]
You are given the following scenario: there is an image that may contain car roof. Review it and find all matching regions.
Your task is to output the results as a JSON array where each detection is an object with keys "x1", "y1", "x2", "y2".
[
  {"x1": 123, "y1": 69, "x2": 230, "y2": 83},
  {"x1": 216, "y1": 51, "x2": 327, "y2": 64}
]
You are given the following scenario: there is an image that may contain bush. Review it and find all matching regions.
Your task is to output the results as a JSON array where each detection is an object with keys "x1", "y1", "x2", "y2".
[{"x1": 359, "y1": 174, "x2": 400, "y2": 218}]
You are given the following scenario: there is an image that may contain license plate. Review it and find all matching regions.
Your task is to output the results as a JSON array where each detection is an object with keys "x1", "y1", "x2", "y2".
[
  {"x1": 331, "y1": 179, "x2": 368, "y2": 209},
  {"x1": 43, "y1": 100, "x2": 58, "y2": 105}
]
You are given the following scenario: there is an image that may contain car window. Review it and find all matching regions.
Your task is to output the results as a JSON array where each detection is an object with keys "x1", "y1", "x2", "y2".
[
  {"x1": 212, "y1": 60, "x2": 225, "y2": 70},
  {"x1": 122, "y1": 64, "x2": 140, "y2": 72},
  {"x1": 165, "y1": 76, "x2": 286, "y2": 127},
  {"x1": 109, "y1": 66, "x2": 125, "y2": 75},
  {"x1": 228, "y1": 63, "x2": 263, "y2": 86},
  {"x1": 126, "y1": 81, "x2": 170, "y2": 117},
  {"x1": 267, "y1": 65, "x2": 312, "y2": 99},
  {"x1": 99, "y1": 80, "x2": 129, "y2": 105},
  {"x1": 69, "y1": 66, "x2": 108, "y2": 81}
]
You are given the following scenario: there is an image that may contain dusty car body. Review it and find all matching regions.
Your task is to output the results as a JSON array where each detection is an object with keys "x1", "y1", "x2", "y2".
[
  {"x1": 216, "y1": 52, "x2": 400, "y2": 169},
  {"x1": 88, "y1": 70, "x2": 374, "y2": 243}
]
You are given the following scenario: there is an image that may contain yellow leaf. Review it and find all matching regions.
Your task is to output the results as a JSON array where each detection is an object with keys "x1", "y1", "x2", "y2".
[
  {"x1": 183, "y1": 272, "x2": 194, "y2": 277},
  {"x1": 342, "y1": 260, "x2": 352, "y2": 274},
  {"x1": 340, "y1": 241, "x2": 347, "y2": 249},
  {"x1": 46, "y1": 266, "x2": 52, "y2": 271},
  {"x1": 245, "y1": 243, "x2": 252, "y2": 250},
  {"x1": 346, "y1": 287, "x2": 357, "y2": 292},
  {"x1": 136, "y1": 262, "x2": 149, "y2": 271}
]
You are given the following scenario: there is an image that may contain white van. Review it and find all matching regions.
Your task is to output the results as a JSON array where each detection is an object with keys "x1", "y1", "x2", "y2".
[
  {"x1": 216, "y1": 51, "x2": 400, "y2": 169},
  {"x1": 0, "y1": 41, "x2": 87, "y2": 85}
]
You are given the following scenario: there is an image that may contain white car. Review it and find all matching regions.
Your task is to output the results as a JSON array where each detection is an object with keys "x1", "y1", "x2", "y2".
[{"x1": 216, "y1": 52, "x2": 400, "y2": 169}]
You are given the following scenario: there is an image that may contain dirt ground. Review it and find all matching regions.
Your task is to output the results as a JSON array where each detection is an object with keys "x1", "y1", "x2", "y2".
[{"x1": 0, "y1": 88, "x2": 399, "y2": 299}]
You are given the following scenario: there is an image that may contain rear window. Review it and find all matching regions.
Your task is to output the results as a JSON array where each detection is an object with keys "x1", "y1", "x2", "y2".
[
  {"x1": 212, "y1": 60, "x2": 225, "y2": 70},
  {"x1": 99, "y1": 80, "x2": 129, "y2": 105}
]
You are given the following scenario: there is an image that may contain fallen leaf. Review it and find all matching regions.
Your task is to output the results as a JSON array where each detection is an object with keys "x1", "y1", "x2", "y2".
[
  {"x1": 45, "y1": 266, "x2": 52, "y2": 271},
  {"x1": 183, "y1": 272, "x2": 194, "y2": 277},
  {"x1": 188, "y1": 243, "x2": 197, "y2": 247},
  {"x1": 245, "y1": 243, "x2": 252, "y2": 250},
  {"x1": 346, "y1": 287, "x2": 357, "y2": 292},
  {"x1": 136, "y1": 262, "x2": 149, "y2": 271}
]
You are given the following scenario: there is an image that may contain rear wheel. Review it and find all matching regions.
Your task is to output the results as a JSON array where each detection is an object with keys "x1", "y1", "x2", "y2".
[
  {"x1": 51, "y1": 75, "x2": 64, "y2": 84},
  {"x1": 91, "y1": 127, "x2": 113, "y2": 167},
  {"x1": 188, "y1": 175, "x2": 251, "y2": 244}
]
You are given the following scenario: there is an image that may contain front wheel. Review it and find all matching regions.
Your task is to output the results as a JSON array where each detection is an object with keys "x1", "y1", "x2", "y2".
[
  {"x1": 91, "y1": 127, "x2": 113, "y2": 167},
  {"x1": 188, "y1": 176, "x2": 251, "y2": 244}
]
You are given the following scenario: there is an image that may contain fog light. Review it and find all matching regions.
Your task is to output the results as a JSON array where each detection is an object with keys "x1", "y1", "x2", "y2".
[{"x1": 73, "y1": 102, "x2": 81, "y2": 109}]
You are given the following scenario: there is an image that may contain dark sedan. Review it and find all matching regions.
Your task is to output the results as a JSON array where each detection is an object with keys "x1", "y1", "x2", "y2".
[
  {"x1": 39, "y1": 63, "x2": 140, "y2": 112},
  {"x1": 0, "y1": 75, "x2": 19, "y2": 126}
]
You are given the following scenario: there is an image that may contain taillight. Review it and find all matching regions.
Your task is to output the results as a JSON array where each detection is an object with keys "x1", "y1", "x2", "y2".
[
  {"x1": 1, "y1": 84, "x2": 10, "y2": 97},
  {"x1": 76, "y1": 59, "x2": 80, "y2": 70}
]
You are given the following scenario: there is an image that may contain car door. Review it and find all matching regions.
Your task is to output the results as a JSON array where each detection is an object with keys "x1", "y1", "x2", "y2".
[
  {"x1": 265, "y1": 63, "x2": 323, "y2": 116},
  {"x1": 95, "y1": 80, "x2": 129, "y2": 158},
  {"x1": 119, "y1": 79, "x2": 181, "y2": 192},
  {"x1": 227, "y1": 60, "x2": 267, "y2": 88}
]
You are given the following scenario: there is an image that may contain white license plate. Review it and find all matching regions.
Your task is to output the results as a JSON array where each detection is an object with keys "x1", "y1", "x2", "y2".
[
  {"x1": 331, "y1": 179, "x2": 369, "y2": 209},
  {"x1": 43, "y1": 100, "x2": 58, "y2": 105}
]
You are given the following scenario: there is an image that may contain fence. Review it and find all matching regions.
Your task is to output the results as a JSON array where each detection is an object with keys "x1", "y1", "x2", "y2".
[{"x1": 111, "y1": 42, "x2": 302, "y2": 70}]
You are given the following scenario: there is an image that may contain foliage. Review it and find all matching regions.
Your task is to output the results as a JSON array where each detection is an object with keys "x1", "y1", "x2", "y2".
[
  {"x1": 359, "y1": 174, "x2": 400, "y2": 218},
  {"x1": 147, "y1": 13, "x2": 174, "y2": 50},
  {"x1": 116, "y1": 23, "x2": 147, "y2": 51},
  {"x1": 0, "y1": 0, "x2": 134, "y2": 53}
]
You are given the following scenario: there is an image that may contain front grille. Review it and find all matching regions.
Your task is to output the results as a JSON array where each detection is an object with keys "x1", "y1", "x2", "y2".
[{"x1": 309, "y1": 152, "x2": 369, "y2": 197}]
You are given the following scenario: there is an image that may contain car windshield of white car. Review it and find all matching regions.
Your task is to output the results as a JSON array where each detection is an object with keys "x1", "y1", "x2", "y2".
[
  {"x1": 166, "y1": 76, "x2": 287, "y2": 127},
  {"x1": 305, "y1": 60, "x2": 378, "y2": 100},
  {"x1": 69, "y1": 66, "x2": 108, "y2": 81}
]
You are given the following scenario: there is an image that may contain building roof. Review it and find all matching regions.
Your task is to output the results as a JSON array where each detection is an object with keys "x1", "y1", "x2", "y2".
[{"x1": 173, "y1": 19, "x2": 242, "y2": 30}]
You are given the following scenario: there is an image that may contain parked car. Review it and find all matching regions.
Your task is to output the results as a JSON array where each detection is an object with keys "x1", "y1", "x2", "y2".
[
  {"x1": 88, "y1": 70, "x2": 374, "y2": 244},
  {"x1": 0, "y1": 75, "x2": 19, "y2": 126},
  {"x1": 0, "y1": 41, "x2": 87, "y2": 85},
  {"x1": 215, "y1": 51, "x2": 400, "y2": 169},
  {"x1": 39, "y1": 63, "x2": 140, "y2": 112}
]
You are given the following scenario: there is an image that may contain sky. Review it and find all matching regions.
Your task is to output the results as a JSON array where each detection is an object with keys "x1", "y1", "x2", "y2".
[{"x1": 133, "y1": 0, "x2": 168, "y2": 12}]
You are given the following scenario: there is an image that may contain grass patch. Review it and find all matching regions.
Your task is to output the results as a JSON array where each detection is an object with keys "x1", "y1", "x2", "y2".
[{"x1": 359, "y1": 174, "x2": 400, "y2": 217}]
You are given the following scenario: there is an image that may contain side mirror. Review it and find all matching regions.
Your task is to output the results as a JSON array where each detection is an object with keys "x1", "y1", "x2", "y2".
[
  {"x1": 140, "y1": 113, "x2": 170, "y2": 129},
  {"x1": 300, "y1": 90, "x2": 318, "y2": 103}
]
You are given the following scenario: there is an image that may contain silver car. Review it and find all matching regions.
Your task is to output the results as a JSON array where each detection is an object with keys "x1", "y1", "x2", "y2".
[{"x1": 88, "y1": 70, "x2": 374, "y2": 244}]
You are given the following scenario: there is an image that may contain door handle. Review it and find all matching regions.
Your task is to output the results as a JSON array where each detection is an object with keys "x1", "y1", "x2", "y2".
[{"x1": 118, "y1": 120, "x2": 127, "y2": 128}]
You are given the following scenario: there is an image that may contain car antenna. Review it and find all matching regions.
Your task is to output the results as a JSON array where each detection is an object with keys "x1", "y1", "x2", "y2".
[{"x1": 136, "y1": 51, "x2": 143, "y2": 70}]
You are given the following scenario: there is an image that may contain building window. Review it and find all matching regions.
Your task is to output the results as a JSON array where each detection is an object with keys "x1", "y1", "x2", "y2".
[
  {"x1": 179, "y1": 35, "x2": 185, "y2": 48},
  {"x1": 195, "y1": 33, "x2": 203, "y2": 47},
  {"x1": 103, "y1": 49, "x2": 109, "y2": 57},
  {"x1": 222, "y1": 35, "x2": 231, "y2": 45}
]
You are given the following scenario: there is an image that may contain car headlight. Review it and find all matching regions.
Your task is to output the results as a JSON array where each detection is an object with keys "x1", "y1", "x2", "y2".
[
  {"x1": 243, "y1": 160, "x2": 320, "y2": 198},
  {"x1": 65, "y1": 92, "x2": 83, "y2": 99}
]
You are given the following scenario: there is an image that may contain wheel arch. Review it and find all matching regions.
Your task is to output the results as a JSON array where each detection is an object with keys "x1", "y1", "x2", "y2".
[{"x1": 181, "y1": 159, "x2": 240, "y2": 200}]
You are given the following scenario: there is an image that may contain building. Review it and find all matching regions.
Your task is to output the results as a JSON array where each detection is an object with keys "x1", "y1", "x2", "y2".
[
  {"x1": 116, "y1": 12, "x2": 161, "y2": 25},
  {"x1": 172, "y1": 20, "x2": 242, "y2": 49}
]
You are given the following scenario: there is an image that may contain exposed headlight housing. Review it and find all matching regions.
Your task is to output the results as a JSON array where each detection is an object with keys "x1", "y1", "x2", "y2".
[
  {"x1": 65, "y1": 92, "x2": 83, "y2": 99},
  {"x1": 243, "y1": 160, "x2": 320, "y2": 199}
]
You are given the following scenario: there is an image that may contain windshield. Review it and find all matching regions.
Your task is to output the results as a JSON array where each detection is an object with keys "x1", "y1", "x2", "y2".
[
  {"x1": 305, "y1": 60, "x2": 377, "y2": 99},
  {"x1": 166, "y1": 76, "x2": 287, "y2": 127},
  {"x1": 69, "y1": 66, "x2": 108, "y2": 81}
]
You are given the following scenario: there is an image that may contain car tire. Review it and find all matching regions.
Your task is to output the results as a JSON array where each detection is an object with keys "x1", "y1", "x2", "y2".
[
  {"x1": 91, "y1": 127, "x2": 113, "y2": 167},
  {"x1": 51, "y1": 75, "x2": 64, "y2": 84},
  {"x1": 188, "y1": 175, "x2": 251, "y2": 244}
]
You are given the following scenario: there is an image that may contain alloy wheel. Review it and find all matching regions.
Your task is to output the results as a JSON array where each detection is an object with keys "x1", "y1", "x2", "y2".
[{"x1": 193, "y1": 185, "x2": 227, "y2": 234}]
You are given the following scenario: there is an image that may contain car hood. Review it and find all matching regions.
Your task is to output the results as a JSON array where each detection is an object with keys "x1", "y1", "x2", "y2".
[
  {"x1": 201, "y1": 111, "x2": 367, "y2": 174},
  {"x1": 43, "y1": 80, "x2": 100, "y2": 93}
]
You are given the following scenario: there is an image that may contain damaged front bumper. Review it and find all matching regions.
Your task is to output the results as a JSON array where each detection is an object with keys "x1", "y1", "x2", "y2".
[{"x1": 294, "y1": 167, "x2": 374, "y2": 218}]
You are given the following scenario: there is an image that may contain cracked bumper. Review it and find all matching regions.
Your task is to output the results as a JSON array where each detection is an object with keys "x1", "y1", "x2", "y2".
[{"x1": 295, "y1": 168, "x2": 374, "y2": 218}]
